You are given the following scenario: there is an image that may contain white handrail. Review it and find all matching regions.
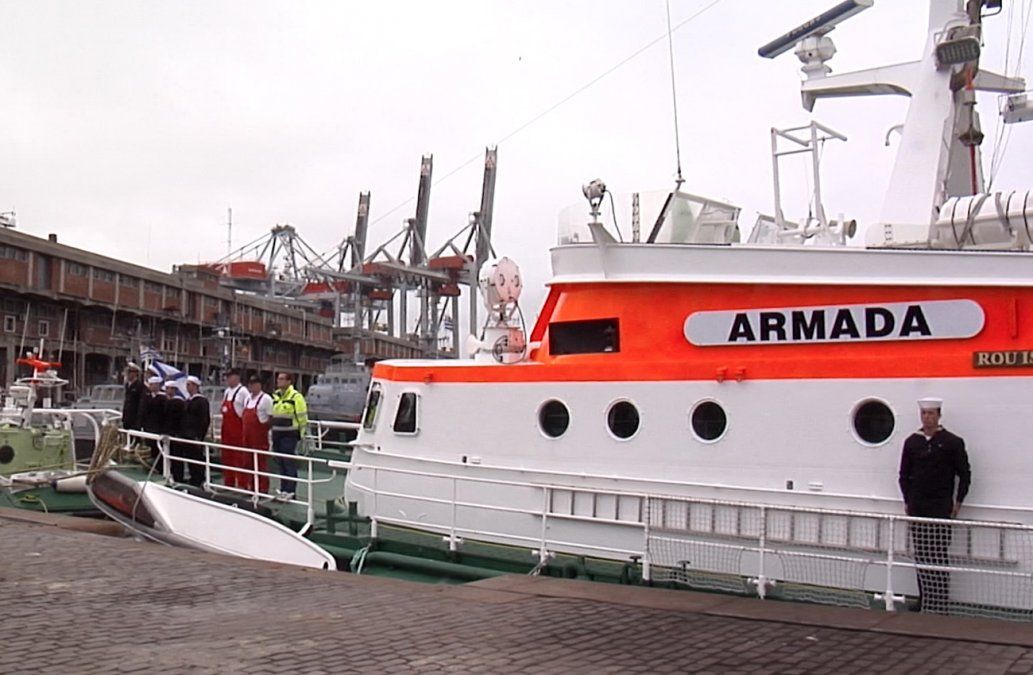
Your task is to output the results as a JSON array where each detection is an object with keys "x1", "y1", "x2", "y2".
[
  {"x1": 348, "y1": 458, "x2": 1033, "y2": 618},
  {"x1": 121, "y1": 428, "x2": 337, "y2": 531}
]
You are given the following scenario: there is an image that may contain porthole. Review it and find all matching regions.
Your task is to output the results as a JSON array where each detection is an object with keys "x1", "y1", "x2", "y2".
[
  {"x1": 0, "y1": 444, "x2": 13, "y2": 464},
  {"x1": 691, "y1": 400, "x2": 727, "y2": 442},
  {"x1": 538, "y1": 400, "x2": 570, "y2": 438},
  {"x1": 853, "y1": 399, "x2": 895, "y2": 445},
  {"x1": 606, "y1": 400, "x2": 640, "y2": 440}
]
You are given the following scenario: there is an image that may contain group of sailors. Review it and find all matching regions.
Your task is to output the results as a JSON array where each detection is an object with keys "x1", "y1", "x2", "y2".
[{"x1": 122, "y1": 364, "x2": 308, "y2": 498}]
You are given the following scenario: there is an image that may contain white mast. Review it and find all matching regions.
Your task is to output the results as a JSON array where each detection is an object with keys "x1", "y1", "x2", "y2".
[{"x1": 763, "y1": 1, "x2": 1026, "y2": 246}]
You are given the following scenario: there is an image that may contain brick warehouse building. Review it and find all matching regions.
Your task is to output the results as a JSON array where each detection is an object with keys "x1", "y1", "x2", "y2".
[{"x1": 0, "y1": 226, "x2": 337, "y2": 395}]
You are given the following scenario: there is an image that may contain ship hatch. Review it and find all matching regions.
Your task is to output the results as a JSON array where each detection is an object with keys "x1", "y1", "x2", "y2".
[{"x1": 549, "y1": 318, "x2": 620, "y2": 355}]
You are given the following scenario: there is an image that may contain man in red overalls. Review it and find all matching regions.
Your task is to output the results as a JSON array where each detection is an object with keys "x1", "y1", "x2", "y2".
[
  {"x1": 241, "y1": 375, "x2": 272, "y2": 493},
  {"x1": 219, "y1": 368, "x2": 247, "y2": 488}
]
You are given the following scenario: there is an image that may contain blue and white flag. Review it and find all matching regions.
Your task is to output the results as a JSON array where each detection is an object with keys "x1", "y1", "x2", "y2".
[
  {"x1": 149, "y1": 360, "x2": 187, "y2": 398},
  {"x1": 138, "y1": 345, "x2": 163, "y2": 363}
]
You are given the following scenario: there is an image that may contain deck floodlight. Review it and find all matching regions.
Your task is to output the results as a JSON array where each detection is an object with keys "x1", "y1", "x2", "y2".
[
  {"x1": 758, "y1": 0, "x2": 873, "y2": 59},
  {"x1": 582, "y1": 179, "x2": 607, "y2": 220},
  {"x1": 935, "y1": 36, "x2": 981, "y2": 67}
]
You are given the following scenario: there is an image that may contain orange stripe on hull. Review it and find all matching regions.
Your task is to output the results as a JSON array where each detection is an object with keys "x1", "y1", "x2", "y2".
[{"x1": 376, "y1": 283, "x2": 1033, "y2": 383}]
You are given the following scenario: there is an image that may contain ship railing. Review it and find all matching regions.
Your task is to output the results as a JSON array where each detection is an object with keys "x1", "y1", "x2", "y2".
[
  {"x1": 121, "y1": 428, "x2": 338, "y2": 534},
  {"x1": 306, "y1": 420, "x2": 361, "y2": 455},
  {"x1": 348, "y1": 460, "x2": 1033, "y2": 620},
  {"x1": 33, "y1": 407, "x2": 122, "y2": 465}
]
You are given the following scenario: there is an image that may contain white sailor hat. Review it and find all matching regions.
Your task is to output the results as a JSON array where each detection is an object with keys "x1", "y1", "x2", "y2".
[
  {"x1": 185, "y1": 375, "x2": 202, "y2": 386},
  {"x1": 164, "y1": 380, "x2": 179, "y2": 388},
  {"x1": 125, "y1": 361, "x2": 141, "y2": 372},
  {"x1": 146, "y1": 375, "x2": 163, "y2": 385},
  {"x1": 918, "y1": 397, "x2": 943, "y2": 410}
]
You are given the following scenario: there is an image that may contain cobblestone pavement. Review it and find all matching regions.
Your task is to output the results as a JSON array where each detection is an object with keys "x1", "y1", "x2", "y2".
[{"x1": 3, "y1": 518, "x2": 1033, "y2": 674}]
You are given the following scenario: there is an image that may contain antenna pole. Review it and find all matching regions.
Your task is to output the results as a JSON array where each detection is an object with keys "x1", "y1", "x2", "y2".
[
  {"x1": 666, "y1": 0, "x2": 685, "y2": 189},
  {"x1": 227, "y1": 208, "x2": 233, "y2": 257}
]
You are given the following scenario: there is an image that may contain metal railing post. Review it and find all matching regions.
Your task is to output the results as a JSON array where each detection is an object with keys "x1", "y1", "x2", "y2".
[
  {"x1": 306, "y1": 456, "x2": 315, "y2": 529},
  {"x1": 252, "y1": 447, "x2": 259, "y2": 504},
  {"x1": 642, "y1": 496, "x2": 652, "y2": 583},
  {"x1": 449, "y1": 476, "x2": 458, "y2": 551},
  {"x1": 884, "y1": 516, "x2": 897, "y2": 612},
  {"x1": 161, "y1": 436, "x2": 172, "y2": 481},
  {"x1": 757, "y1": 505, "x2": 768, "y2": 599},
  {"x1": 538, "y1": 487, "x2": 550, "y2": 565},
  {"x1": 204, "y1": 442, "x2": 211, "y2": 488}
]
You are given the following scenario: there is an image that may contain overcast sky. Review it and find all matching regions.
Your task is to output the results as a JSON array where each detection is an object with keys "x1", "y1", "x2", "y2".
[{"x1": 1, "y1": 0, "x2": 1030, "y2": 322}]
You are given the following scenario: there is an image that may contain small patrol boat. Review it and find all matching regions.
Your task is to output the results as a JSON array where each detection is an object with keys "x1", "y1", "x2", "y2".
[{"x1": 0, "y1": 353, "x2": 120, "y2": 514}]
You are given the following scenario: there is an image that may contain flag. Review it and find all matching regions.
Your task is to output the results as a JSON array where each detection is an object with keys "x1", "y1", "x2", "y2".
[
  {"x1": 138, "y1": 345, "x2": 163, "y2": 363},
  {"x1": 150, "y1": 360, "x2": 187, "y2": 398}
]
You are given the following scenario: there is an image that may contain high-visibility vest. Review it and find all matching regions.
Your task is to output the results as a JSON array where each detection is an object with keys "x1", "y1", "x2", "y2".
[{"x1": 272, "y1": 385, "x2": 309, "y2": 431}]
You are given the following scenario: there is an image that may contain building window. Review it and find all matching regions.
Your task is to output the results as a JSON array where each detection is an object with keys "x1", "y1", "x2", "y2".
[
  {"x1": 853, "y1": 399, "x2": 895, "y2": 445},
  {"x1": 38, "y1": 320, "x2": 49, "y2": 337},
  {"x1": 606, "y1": 400, "x2": 640, "y2": 440},
  {"x1": 538, "y1": 399, "x2": 570, "y2": 438},
  {"x1": 0, "y1": 244, "x2": 28, "y2": 261},
  {"x1": 92, "y1": 268, "x2": 115, "y2": 282},
  {"x1": 691, "y1": 400, "x2": 727, "y2": 442},
  {"x1": 68, "y1": 263, "x2": 88, "y2": 277},
  {"x1": 3, "y1": 315, "x2": 15, "y2": 333},
  {"x1": 392, "y1": 392, "x2": 419, "y2": 434},
  {"x1": 362, "y1": 384, "x2": 382, "y2": 430}
]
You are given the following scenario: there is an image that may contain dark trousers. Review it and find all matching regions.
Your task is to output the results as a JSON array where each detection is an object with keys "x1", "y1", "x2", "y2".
[
  {"x1": 910, "y1": 518, "x2": 953, "y2": 613},
  {"x1": 170, "y1": 440, "x2": 205, "y2": 488},
  {"x1": 271, "y1": 429, "x2": 299, "y2": 495},
  {"x1": 146, "y1": 437, "x2": 164, "y2": 474}
]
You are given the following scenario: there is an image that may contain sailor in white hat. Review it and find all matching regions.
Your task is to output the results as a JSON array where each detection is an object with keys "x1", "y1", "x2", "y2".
[
  {"x1": 898, "y1": 395, "x2": 972, "y2": 613},
  {"x1": 917, "y1": 397, "x2": 943, "y2": 411},
  {"x1": 121, "y1": 361, "x2": 146, "y2": 431},
  {"x1": 139, "y1": 375, "x2": 168, "y2": 467},
  {"x1": 163, "y1": 380, "x2": 188, "y2": 483},
  {"x1": 179, "y1": 375, "x2": 210, "y2": 487}
]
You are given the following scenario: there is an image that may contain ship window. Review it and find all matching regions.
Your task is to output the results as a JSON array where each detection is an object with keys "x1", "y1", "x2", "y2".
[
  {"x1": 362, "y1": 384, "x2": 382, "y2": 430},
  {"x1": 853, "y1": 399, "x2": 895, "y2": 445},
  {"x1": 691, "y1": 400, "x2": 727, "y2": 442},
  {"x1": 549, "y1": 318, "x2": 619, "y2": 355},
  {"x1": 393, "y1": 392, "x2": 418, "y2": 434},
  {"x1": 538, "y1": 399, "x2": 570, "y2": 438},
  {"x1": 606, "y1": 400, "x2": 639, "y2": 440}
]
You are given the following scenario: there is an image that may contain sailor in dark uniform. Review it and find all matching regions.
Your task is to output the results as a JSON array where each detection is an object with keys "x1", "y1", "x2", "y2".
[
  {"x1": 162, "y1": 380, "x2": 187, "y2": 482},
  {"x1": 179, "y1": 375, "x2": 211, "y2": 487},
  {"x1": 898, "y1": 397, "x2": 972, "y2": 614},
  {"x1": 121, "y1": 362, "x2": 146, "y2": 431},
  {"x1": 138, "y1": 375, "x2": 167, "y2": 469}
]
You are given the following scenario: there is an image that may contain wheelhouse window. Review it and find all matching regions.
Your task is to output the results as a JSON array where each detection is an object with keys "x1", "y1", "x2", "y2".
[
  {"x1": 362, "y1": 384, "x2": 382, "y2": 430},
  {"x1": 393, "y1": 392, "x2": 418, "y2": 434},
  {"x1": 549, "y1": 318, "x2": 619, "y2": 355}
]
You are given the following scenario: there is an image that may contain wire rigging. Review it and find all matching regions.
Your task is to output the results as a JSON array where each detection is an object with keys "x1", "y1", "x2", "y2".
[
  {"x1": 666, "y1": 0, "x2": 686, "y2": 189},
  {"x1": 351, "y1": 0, "x2": 727, "y2": 247},
  {"x1": 989, "y1": 0, "x2": 1032, "y2": 189}
]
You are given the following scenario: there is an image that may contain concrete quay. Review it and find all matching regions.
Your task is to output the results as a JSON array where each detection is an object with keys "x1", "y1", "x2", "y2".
[{"x1": 2, "y1": 508, "x2": 1033, "y2": 674}]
